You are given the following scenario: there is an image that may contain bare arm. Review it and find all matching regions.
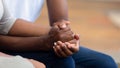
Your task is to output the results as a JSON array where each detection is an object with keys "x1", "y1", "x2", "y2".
[
  {"x1": 46, "y1": 0, "x2": 68, "y2": 26},
  {"x1": 0, "y1": 23, "x2": 73, "y2": 52},
  {"x1": 8, "y1": 19, "x2": 51, "y2": 37},
  {"x1": 46, "y1": 0, "x2": 80, "y2": 58},
  {"x1": 0, "y1": 35, "x2": 52, "y2": 52},
  {"x1": 46, "y1": 0, "x2": 73, "y2": 41},
  {"x1": 0, "y1": 19, "x2": 73, "y2": 52},
  {"x1": 0, "y1": 0, "x2": 73, "y2": 52},
  {"x1": 0, "y1": 19, "x2": 53, "y2": 52}
]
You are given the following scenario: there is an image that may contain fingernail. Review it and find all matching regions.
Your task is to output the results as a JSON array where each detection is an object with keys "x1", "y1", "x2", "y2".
[
  {"x1": 61, "y1": 24, "x2": 66, "y2": 28},
  {"x1": 54, "y1": 42, "x2": 57, "y2": 46}
]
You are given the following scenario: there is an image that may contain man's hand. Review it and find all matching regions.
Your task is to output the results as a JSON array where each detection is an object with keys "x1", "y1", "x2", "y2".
[
  {"x1": 49, "y1": 20, "x2": 74, "y2": 43},
  {"x1": 53, "y1": 20, "x2": 70, "y2": 29},
  {"x1": 53, "y1": 34, "x2": 80, "y2": 57}
]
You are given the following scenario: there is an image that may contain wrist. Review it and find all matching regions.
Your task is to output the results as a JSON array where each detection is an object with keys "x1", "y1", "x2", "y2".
[
  {"x1": 51, "y1": 19, "x2": 70, "y2": 26},
  {"x1": 41, "y1": 35, "x2": 54, "y2": 51}
]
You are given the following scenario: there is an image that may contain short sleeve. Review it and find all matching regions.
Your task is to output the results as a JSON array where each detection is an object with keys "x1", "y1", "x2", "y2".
[{"x1": 0, "y1": 0, "x2": 16, "y2": 35}]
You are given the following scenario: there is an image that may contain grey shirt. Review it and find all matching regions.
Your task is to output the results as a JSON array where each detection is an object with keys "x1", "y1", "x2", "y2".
[{"x1": 0, "y1": 0, "x2": 16, "y2": 35}]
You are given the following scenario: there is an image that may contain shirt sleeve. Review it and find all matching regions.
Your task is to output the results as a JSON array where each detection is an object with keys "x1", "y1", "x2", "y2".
[{"x1": 0, "y1": 0, "x2": 16, "y2": 35}]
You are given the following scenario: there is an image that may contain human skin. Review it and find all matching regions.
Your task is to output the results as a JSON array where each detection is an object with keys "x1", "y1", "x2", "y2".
[
  {"x1": 46, "y1": 0, "x2": 80, "y2": 57},
  {"x1": 0, "y1": 19, "x2": 73, "y2": 52},
  {"x1": 0, "y1": 0, "x2": 79, "y2": 56},
  {"x1": 53, "y1": 34, "x2": 80, "y2": 57},
  {"x1": 0, "y1": 0, "x2": 78, "y2": 68}
]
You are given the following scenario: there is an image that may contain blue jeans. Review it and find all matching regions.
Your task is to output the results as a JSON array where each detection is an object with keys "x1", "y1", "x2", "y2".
[
  {"x1": 4, "y1": 50, "x2": 75, "y2": 68},
  {"x1": 4, "y1": 46, "x2": 118, "y2": 68},
  {"x1": 72, "y1": 47, "x2": 118, "y2": 68}
]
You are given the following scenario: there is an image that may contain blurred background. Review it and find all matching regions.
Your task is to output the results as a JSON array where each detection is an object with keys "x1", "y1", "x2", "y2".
[{"x1": 35, "y1": 0, "x2": 120, "y2": 67}]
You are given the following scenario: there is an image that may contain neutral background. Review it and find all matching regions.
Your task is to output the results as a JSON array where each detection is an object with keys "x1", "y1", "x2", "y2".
[{"x1": 35, "y1": 0, "x2": 120, "y2": 65}]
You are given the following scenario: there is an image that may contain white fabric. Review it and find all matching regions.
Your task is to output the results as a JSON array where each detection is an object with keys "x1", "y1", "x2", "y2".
[
  {"x1": 0, "y1": 0, "x2": 16, "y2": 35},
  {"x1": 4, "y1": 0, "x2": 44, "y2": 22},
  {"x1": 0, "y1": 0, "x2": 4, "y2": 20},
  {"x1": 0, "y1": 56, "x2": 34, "y2": 68}
]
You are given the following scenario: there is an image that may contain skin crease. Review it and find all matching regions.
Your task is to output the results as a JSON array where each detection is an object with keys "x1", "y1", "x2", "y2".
[
  {"x1": 53, "y1": 34, "x2": 80, "y2": 57},
  {"x1": 46, "y1": 0, "x2": 80, "y2": 57},
  {"x1": 0, "y1": 20, "x2": 74, "y2": 52},
  {"x1": 0, "y1": 0, "x2": 80, "y2": 67},
  {"x1": 49, "y1": 21, "x2": 74, "y2": 43},
  {"x1": 0, "y1": 0, "x2": 79, "y2": 54}
]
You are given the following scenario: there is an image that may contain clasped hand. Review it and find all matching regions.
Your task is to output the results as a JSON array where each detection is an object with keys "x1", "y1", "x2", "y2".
[{"x1": 49, "y1": 20, "x2": 80, "y2": 57}]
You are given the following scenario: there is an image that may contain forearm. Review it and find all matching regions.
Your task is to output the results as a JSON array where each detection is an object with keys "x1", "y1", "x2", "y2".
[
  {"x1": 46, "y1": 0, "x2": 68, "y2": 26},
  {"x1": 8, "y1": 19, "x2": 51, "y2": 37},
  {"x1": 0, "y1": 35, "x2": 52, "y2": 52}
]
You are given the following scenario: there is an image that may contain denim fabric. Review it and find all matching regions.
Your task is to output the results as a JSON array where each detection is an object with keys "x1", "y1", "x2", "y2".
[
  {"x1": 4, "y1": 50, "x2": 75, "y2": 68},
  {"x1": 73, "y1": 47, "x2": 118, "y2": 68},
  {"x1": 4, "y1": 47, "x2": 117, "y2": 68}
]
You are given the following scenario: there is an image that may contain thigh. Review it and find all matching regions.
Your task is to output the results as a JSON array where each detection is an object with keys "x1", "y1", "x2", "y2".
[
  {"x1": 72, "y1": 46, "x2": 117, "y2": 68},
  {"x1": 4, "y1": 51, "x2": 75, "y2": 68}
]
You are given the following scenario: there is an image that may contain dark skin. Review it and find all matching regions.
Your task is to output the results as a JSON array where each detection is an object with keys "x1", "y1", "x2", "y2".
[
  {"x1": 53, "y1": 35, "x2": 80, "y2": 57},
  {"x1": 0, "y1": 0, "x2": 79, "y2": 57},
  {"x1": 0, "y1": 20, "x2": 73, "y2": 52},
  {"x1": 0, "y1": 35, "x2": 51, "y2": 52},
  {"x1": 46, "y1": 0, "x2": 68, "y2": 26},
  {"x1": 47, "y1": 0, "x2": 80, "y2": 57}
]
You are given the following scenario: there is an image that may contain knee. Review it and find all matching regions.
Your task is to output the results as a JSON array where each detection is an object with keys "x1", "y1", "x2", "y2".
[
  {"x1": 95, "y1": 54, "x2": 118, "y2": 68},
  {"x1": 99, "y1": 54, "x2": 116, "y2": 64},
  {"x1": 54, "y1": 57, "x2": 75, "y2": 68}
]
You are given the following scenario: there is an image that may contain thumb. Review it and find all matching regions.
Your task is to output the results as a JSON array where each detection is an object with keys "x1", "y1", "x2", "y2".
[
  {"x1": 59, "y1": 23, "x2": 67, "y2": 29},
  {"x1": 58, "y1": 21, "x2": 70, "y2": 29},
  {"x1": 65, "y1": 21, "x2": 70, "y2": 25}
]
